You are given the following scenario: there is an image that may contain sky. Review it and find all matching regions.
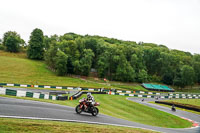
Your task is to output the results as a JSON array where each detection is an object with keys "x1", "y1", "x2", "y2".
[{"x1": 0, "y1": 0, "x2": 200, "y2": 54}]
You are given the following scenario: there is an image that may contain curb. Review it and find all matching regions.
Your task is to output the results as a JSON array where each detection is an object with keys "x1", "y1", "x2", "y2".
[{"x1": 180, "y1": 117, "x2": 199, "y2": 128}]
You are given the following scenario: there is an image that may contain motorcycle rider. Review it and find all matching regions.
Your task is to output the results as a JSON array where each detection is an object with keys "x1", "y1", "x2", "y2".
[
  {"x1": 171, "y1": 104, "x2": 176, "y2": 111},
  {"x1": 86, "y1": 92, "x2": 95, "y2": 111}
]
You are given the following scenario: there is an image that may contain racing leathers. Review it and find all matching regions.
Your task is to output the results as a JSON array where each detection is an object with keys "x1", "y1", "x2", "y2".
[{"x1": 86, "y1": 94, "x2": 95, "y2": 111}]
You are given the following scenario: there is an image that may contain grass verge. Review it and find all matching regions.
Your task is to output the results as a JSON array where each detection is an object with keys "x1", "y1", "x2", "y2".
[
  {"x1": 149, "y1": 99, "x2": 200, "y2": 115},
  {"x1": 165, "y1": 99, "x2": 200, "y2": 106},
  {"x1": 0, "y1": 94, "x2": 192, "y2": 128},
  {"x1": 0, "y1": 118, "x2": 156, "y2": 133},
  {"x1": 111, "y1": 84, "x2": 147, "y2": 91}
]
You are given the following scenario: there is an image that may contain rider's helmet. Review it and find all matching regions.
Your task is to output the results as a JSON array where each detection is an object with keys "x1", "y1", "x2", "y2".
[{"x1": 87, "y1": 92, "x2": 91, "y2": 98}]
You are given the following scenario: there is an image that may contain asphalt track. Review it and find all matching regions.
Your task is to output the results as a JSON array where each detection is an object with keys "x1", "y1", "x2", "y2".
[{"x1": 0, "y1": 96, "x2": 199, "y2": 133}]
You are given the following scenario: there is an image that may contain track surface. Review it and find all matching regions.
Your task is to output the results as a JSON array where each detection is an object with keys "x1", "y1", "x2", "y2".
[{"x1": 0, "y1": 96, "x2": 199, "y2": 133}]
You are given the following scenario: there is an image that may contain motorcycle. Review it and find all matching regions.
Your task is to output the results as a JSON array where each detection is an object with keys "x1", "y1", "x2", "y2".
[
  {"x1": 75, "y1": 98, "x2": 100, "y2": 116},
  {"x1": 171, "y1": 105, "x2": 176, "y2": 112}
]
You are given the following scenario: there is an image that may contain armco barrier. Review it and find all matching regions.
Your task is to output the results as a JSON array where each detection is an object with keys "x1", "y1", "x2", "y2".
[
  {"x1": 57, "y1": 96, "x2": 68, "y2": 100},
  {"x1": 0, "y1": 88, "x2": 57, "y2": 100},
  {"x1": 155, "y1": 101, "x2": 200, "y2": 112},
  {"x1": 1, "y1": 83, "x2": 200, "y2": 99},
  {"x1": 107, "y1": 92, "x2": 200, "y2": 99},
  {"x1": 71, "y1": 91, "x2": 107, "y2": 100},
  {"x1": 0, "y1": 83, "x2": 101, "y2": 92}
]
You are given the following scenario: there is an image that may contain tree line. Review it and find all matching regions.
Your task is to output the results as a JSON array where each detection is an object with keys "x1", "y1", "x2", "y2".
[{"x1": 1, "y1": 28, "x2": 200, "y2": 88}]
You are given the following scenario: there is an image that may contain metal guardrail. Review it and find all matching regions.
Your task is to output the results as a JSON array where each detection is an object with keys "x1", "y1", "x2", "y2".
[
  {"x1": 0, "y1": 88, "x2": 57, "y2": 100},
  {"x1": 1, "y1": 83, "x2": 200, "y2": 99}
]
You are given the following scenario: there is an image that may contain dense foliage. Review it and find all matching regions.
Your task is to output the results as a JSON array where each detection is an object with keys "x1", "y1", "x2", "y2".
[
  {"x1": 2, "y1": 31, "x2": 24, "y2": 52},
  {"x1": 0, "y1": 39, "x2": 4, "y2": 50},
  {"x1": 27, "y1": 28, "x2": 44, "y2": 60},
  {"x1": 42, "y1": 33, "x2": 200, "y2": 88},
  {"x1": 1, "y1": 30, "x2": 200, "y2": 88}
]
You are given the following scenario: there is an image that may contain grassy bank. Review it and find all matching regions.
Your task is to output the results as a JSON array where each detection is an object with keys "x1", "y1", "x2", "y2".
[
  {"x1": 0, "y1": 118, "x2": 156, "y2": 133},
  {"x1": 111, "y1": 84, "x2": 147, "y2": 91},
  {"x1": 0, "y1": 94, "x2": 192, "y2": 128},
  {"x1": 0, "y1": 51, "x2": 145, "y2": 91},
  {"x1": 173, "y1": 86, "x2": 200, "y2": 93},
  {"x1": 165, "y1": 99, "x2": 200, "y2": 106},
  {"x1": 0, "y1": 51, "x2": 110, "y2": 89}
]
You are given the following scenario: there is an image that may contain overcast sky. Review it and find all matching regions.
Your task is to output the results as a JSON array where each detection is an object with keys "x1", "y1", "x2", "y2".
[{"x1": 0, "y1": 0, "x2": 200, "y2": 54}]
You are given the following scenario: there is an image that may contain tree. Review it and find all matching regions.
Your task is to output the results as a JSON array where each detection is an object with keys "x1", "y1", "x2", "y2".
[
  {"x1": 0, "y1": 39, "x2": 4, "y2": 50},
  {"x1": 97, "y1": 51, "x2": 109, "y2": 78},
  {"x1": 115, "y1": 55, "x2": 136, "y2": 82},
  {"x1": 173, "y1": 77, "x2": 184, "y2": 88},
  {"x1": 27, "y1": 28, "x2": 44, "y2": 60},
  {"x1": 162, "y1": 71, "x2": 174, "y2": 85},
  {"x1": 59, "y1": 40, "x2": 80, "y2": 74},
  {"x1": 41, "y1": 32, "x2": 200, "y2": 86},
  {"x1": 44, "y1": 34, "x2": 59, "y2": 50},
  {"x1": 180, "y1": 65, "x2": 195, "y2": 88},
  {"x1": 79, "y1": 49, "x2": 94, "y2": 76},
  {"x1": 44, "y1": 42, "x2": 58, "y2": 70},
  {"x1": 97, "y1": 44, "x2": 120, "y2": 80},
  {"x1": 2, "y1": 31, "x2": 24, "y2": 52},
  {"x1": 192, "y1": 62, "x2": 200, "y2": 83},
  {"x1": 192, "y1": 54, "x2": 200, "y2": 83},
  {"x1": 73, "y1": 49, "x2": 94, "y2": 76},
  {"x1": 137, "y1": 69, "x2": 148, "y2": 83},
  {"x1": 55, "y1": 51, "x2": 68, "y2": 76},
  {"x1": 144, "y1": 47, "x2": 162, "y2": 75}
]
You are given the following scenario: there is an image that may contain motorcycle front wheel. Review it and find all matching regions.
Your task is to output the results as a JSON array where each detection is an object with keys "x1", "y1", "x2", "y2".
[
  {"x1": 92, "y1": 107, "x2": 99, "y2": 116},
  {"x1": 75, "y1": 105, "x2": 82, "y2": 114}
]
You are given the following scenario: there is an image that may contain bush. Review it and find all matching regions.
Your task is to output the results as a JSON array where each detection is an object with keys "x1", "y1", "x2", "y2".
[
  {"x1": 2, "y1": 31, "x2": 24, "y2": 53},
  {"x1": 0, "y1": 45, "x2": 5, "y2": 50}
]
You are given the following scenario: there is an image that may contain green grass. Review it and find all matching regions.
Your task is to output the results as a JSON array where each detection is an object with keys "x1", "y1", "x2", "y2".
[
  {"x1": 0, "y1": 51, "x2": 147, "y2": 91},
  {"x1": 0, "y1": 51, "x2": 111, "y2": 89},
  {"x1": 93, "y1": 95, "x2": 192, "y2": 128},
  {"x1": 173, "y1": 85, "x2": 200, "y2": 93},
  {"x1": 111, "y1": 84, "x2": 147, "y2": 91},
  {"x1": 174, "y1": 88, "x2": 200, "y2": 93},
  {"x1": 0, "y1": 118, "x2": 156, "y2": 133},
  {"x1": 0, "y1": 94, "x2": 192, "y2": 128},
  {"x1": 165, "y1": 99, "x2": 200, "y2": 106}
]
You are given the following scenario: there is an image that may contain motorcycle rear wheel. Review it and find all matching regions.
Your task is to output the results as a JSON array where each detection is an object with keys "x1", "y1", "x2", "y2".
[
  {"x1": 75, "y1": 105, "x2": 82, "y2": 114},
  {"x1": 92, "y1": 107, "x2": 99, "y2": 116}
]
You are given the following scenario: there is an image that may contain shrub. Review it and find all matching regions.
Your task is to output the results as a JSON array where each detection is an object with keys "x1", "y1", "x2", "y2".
[{"x1": 0, "y1": 45, "x2": 5, "y2": 50}]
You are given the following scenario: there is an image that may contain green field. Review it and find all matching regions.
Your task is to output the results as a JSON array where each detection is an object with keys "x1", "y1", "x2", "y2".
[
  {"x1": 0, "y1": 94, "x2": 192, "y2": 128},
  {"x1": 0, "y1": 51, "x2": 145, "y2": 91},
  {"x1": 174, "y1": 88, "x2": 200, "y2": 93},
  {"x1": 0, "y1": 51, "x2": 110, "y2": 89},
  {"x1": 165, "y1": 99, "x2": 200, "y2": 106},
  {"x1": 111, "y1": 84, "x2": 147, "y2": 91},
  {"x1": 0, "y1": 118, "x2": 156, "y2": 133}
]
